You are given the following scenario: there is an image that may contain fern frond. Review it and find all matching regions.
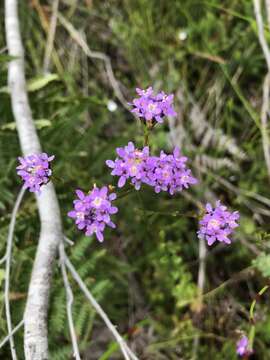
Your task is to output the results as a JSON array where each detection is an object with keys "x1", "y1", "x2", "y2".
[
  {"x1": 190, "y1": 105, "x2": 247, "y2": 160},
  {"x1": 50, "y1": 344, "x2": 73, "y2": 360},
  {"x1": 195, "y1": 154, "x2": 240, "y2": 172},
  {"x1": 74, "y1": 301, "x2": 93, "y2": 339}
]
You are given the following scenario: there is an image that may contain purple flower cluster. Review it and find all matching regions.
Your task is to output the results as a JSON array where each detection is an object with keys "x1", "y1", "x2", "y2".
[
  {"x1": 198, "y1": 201, "x2": 239, "y2": 246},
  {"x1": 106, "y1": 142, "x2": 197, "y2": 195},
  {"x1": 68, "y1": 186, "x2": 118, "y2": 242},
  {"x1": 131, "y1": 87, "x2": 177, "y2": 124},
  {"x1": 106, "y1": 142, "x2": 150, "y2": 190},
  {"x1": 15, "y1": 87, "x2": 240, "y2": 248},
  {"x1": 236, "y1": 336, "x2": 252, "y2": 357},
  {"x1": 16, "y1": 153, "x2": 54, "y2": 194}
]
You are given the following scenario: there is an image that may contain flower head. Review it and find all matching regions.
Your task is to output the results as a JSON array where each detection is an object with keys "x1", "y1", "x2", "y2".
[
  {"x1": 198, "y1": 201, "x2": 239, "y2": 246},
  {"x1": 16, "y1": 153, "x2": 54, "y2": 194},
  {"x1": 106, "y1": 142, "x2": 150, "y2": 190},
  {"x1": 131, "y1": 87, "x2": 177, "y2": 125},
  {"x1": 236, "y1": 336, "x2": 252, "y2": 357},
  {"x1": 68, "y1": 186, "x2": 118, "y2": 242},
  {"x1": 106, "y1": 143, "x2": 197, "y2": 195},
  {"x1": 145, "y1": 147, "x2": 197, "y2": 195}
]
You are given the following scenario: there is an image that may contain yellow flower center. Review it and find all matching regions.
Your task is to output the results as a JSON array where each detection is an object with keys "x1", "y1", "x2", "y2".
[
  {"x1": 29, "y1": 164, "x2": 43, "y2": 174},
  {"x1": 93, "y1": 197, "x2": 103, "y2": 207},
  {"x1": 209, "y1": 219, "x2": 219, "y2": 228},
  {"x1": 130, "y1": 165, "x2": 138, "y2": 175},
  {"x1": 148, "y1": 103, "x2": 156, "y2": 111}
]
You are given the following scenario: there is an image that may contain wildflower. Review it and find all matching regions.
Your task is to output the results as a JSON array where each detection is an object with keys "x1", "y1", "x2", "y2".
[
  {"x1": 106, "y1": 143, "x2": 197, "y2": 195},
  {"x1": 145, "y1": 147, "x2": 197, "y2": 195},
  {"x1": 106, "y1": 142, "x2": 150, "y2": 190},
  {"x1": 198, "y1": 201, "x2": 239, "y2": 246},
  {"x1": 16, "y1": 153, "x2": 54, "y2": 194},
  {"x1": 68, "y1": 186, "x2": 118, "y2": 242},
  {"x1": 236, "y1": 336, "x2": 252, "y2": 357},
  {"x1": 131, "y1": 87, "x2": 177, "y2": 124}
]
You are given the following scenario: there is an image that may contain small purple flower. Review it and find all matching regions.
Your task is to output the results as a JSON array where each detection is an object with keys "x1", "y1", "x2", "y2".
[
  {"x1": 106, "y1": 142, "x2": 150, "y2": 190},
  {"x1": 131, "y1": 87, "x2": 177, "y2": 124},
  {"x1": 146, "y1": 147, "x2": 197, "y2": 195},
  {"x1": 106, "y1": 143, "x2": 197, "y2": 195},
  {"x1": 198, "y1": 201, "x2": 239, "y2": 246},
  {"x1": 68, "y1": 186, "x2": 118, "y2": 242},
  {"x1": 236, "y1": 336, "x2": 252, "y2": 357},
  {"x1": 16, "y1": 153, "x2": 54, "y2": 194}
]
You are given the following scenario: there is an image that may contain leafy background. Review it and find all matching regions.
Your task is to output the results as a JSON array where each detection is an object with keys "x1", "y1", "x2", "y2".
[{"x1": 0, "y1": 0, "x2": 270, "y2": 359}]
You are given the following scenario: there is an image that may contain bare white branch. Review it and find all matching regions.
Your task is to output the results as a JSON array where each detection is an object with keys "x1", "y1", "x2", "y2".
[
  {"x1": 59, "y1": 243, "x2": 81, "y2": 360},
  {"x1": 0, "y1": 254, "x2": 7, "y2": 266},
  {"x1": 4, "y1": 187, "x2": 26, "y2": 360},
  {"x1": 64, "y1": 236, "x2": 75, "y2": 246},
  {"x1": 197, "y1": 239, "x2": 207, "y2": 297},
  {"x1": 5, "y1": 1, "x2": 63, "y2": 358},
  {"x1": 192, "y1": 205, "x2": 208, "y2": 360},
  {"x1": 64, "y1": 253, "x2": 139, "y2": 360},
  {"x1": 265, "y1": 0, "x2": 270, "y2": 28},
  {"x1": 261, "y1": 74, "x2": 270, "y2": 179},
  {"x1": 253, "y1": 0, "x2": 270, "y2": 180},
  {"x1": 254, "y1": 0, "x2": 270, "y2": 71}
]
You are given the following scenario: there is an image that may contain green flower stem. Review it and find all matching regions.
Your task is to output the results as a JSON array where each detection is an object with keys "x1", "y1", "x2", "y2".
[
  {"x1": 144, "y1": 125, "x2": 150, "y2": 146},
  {"x1": 115, "y1": 188, "x2": 135, "y2": 200},
  {"x1": 136, "y1": 207, "x2": 198, "y2": 218},
  {"x1": 248, "y1": 284, "x2": 269, "y2": 352},
  {"x1": 248, "y1": 325, "x2": 256, "y2": 352},
  {"x1": 249, "y1": 284, "x2": 269, "y2": 322}
]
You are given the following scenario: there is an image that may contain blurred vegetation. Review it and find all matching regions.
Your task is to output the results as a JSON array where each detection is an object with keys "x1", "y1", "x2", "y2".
[{"x1": 1, "y1": 0, "x2": 270, "y2": 359}]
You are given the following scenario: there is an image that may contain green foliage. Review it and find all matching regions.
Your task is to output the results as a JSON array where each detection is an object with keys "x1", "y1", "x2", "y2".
[
  {"x1": 253, "y1": 253, "x2": 270, "y2": 278},
  {"x1": 146, "y1": 234, "x2": 196, "y2": 310}
]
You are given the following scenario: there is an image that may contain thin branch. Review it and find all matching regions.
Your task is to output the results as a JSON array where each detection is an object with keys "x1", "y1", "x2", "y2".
[
  {"x1": 4, "y1": 187, "x2": 26, "y2": 360},
  {"x1": 59, "y1": 243, "x2": 81, "y2": 360},
  {"x1": 169, "y1": 109, "x2": 208, "y2": 360},
  {"x1": 253, "y1": 0, "x2": 270, "y2": 71},
  {"x1": 0, "y1": 254, "x2": 7, "y2": 265},
  {"x1": 31, "y1": 0, "x2": 64, "y2": 75},
  {"x1": 253, "y1": 0, "x2": 270, "y2": 180},
  {"x1": 43, "y1": 0, "x2": 60, "y2": 73},
  {"x1": 64, "y1": 253, "x2": 139, "y2": 360},
  {"x1": 0, "y1": 320, "x2": 24, "y2": 350},
  {"x1": 64, "y1": 236, "x2": 74, "y2": 246},
  {"x1": 261, "y1": 74, "x2": 270, "y2": 180},
  {"x1": 197, "y1": 238, "x2": 207, "y2": 297},
  {"x1": 57, "y1": 13, "x2": 132, "y2": 114},
  {"x1": 191, "y1": 226, "x2": 207, "y2": 360},
  {"x1": 5, "y1": 1, "x2": 63, "y2": 358},
  {"x1": 265, "y1": 0, "x2": 270, "y2": 28}
]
